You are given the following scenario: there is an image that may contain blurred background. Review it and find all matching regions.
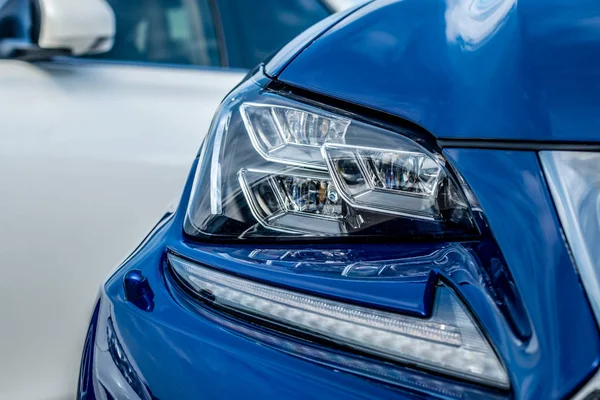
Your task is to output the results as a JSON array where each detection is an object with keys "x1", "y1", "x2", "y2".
[
  {"x1": 91, "y1": 0, "x2": 357, "y2": 69},
  {"x1": 0, "y1": 0, "x2": 363, "y2": 399}
]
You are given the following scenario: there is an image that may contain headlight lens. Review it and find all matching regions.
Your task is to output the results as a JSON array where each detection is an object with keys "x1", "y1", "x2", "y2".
[{"x1": 185, "y1": 82, "x2": 478, "y2": 239}]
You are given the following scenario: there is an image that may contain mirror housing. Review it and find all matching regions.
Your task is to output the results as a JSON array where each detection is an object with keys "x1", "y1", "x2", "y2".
[
  {"x1": 0, "y1": 0, "x2": 115, "y2": 60},
  {"x1": 34, "y1": 0, "x2": 115, "y2": 55}
]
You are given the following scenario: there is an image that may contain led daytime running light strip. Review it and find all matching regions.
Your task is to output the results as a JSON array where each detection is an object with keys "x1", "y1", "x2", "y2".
[{"x1": 169, "y1": 254, "x2": 509, "y2": 389}]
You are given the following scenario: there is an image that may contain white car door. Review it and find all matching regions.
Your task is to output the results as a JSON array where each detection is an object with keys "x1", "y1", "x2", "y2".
[
  {"x1": 0, "y1": 0, "x2": 244, "y2": 397},
  {"x1": 0, "y1": 0, "x2": 353, "y2": 397}
]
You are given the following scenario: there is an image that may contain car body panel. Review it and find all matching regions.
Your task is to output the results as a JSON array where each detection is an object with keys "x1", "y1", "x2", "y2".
[
  {"x1": 275, "y1": 0, "x2": 600, "y2": 142},
  {"x1": 82, "y1": 140, "x2": 599, "y2": 399},
  {"x1": 444, "y1": 148, "x2": 600, "y2": 398},
  {"x1": 265, "y1": 1, "x2": 371, "y2": 76},
  {"x1": 95, "y1": 230, "x2": 419, "y2": 400},
  {"x1": 0, "y1": 59, "x2": 244, "y2": 399},
  {"x1": 73, "y1": 0, "x2": 600, "y2": 398}
]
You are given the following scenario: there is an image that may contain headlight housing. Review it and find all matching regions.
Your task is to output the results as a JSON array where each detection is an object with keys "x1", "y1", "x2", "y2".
[
  {"x1": 178, "y1": 77, "x2": 509, "y2": 391},
  {"x1": 185, "y1": 80, "x2": 478, "y2": 240}
]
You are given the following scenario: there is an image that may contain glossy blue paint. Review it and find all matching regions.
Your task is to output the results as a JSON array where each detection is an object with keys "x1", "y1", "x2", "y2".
[
  {"x1": 79, "y1": 144, "x2": 600, "y2": 399},
  {"x1": 265, "y1": 1, "x2": 372, "y2": 76},
  {"x1": 88, "y1": 223, "x2": 507, "y2": 399},
  {"x1": 445, "y1": 149, "x2": 600, "y2": 398},
  {"x1": 93, "y1": 217, "x2": 424, "y2": 400},
  {"x1": 276, "y1": 0, "x2": 600, "y2": 142},
  {"x1": 170, "y1": 238, "x2": 532, "y2": 342},
  {"x1": 172, "y1": 242, "x2": 451, "y2": 318},
  {"x1": 165, "y1": 274, "x2": 507, "y2": 399},
  {"x1": 123, "y1": 269, "x2": 154, "y2": 312},
  {"x1": 79, "y1": 3, "x2": 600, "y2": 397}
]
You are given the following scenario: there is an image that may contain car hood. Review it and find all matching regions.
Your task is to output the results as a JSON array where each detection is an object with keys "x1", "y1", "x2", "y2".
[{"x1": 268, "y1": 0, "x2": 600, "y2": 142}]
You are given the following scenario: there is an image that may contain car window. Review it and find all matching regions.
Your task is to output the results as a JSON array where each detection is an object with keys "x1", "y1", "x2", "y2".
[
  {"x1": 217, "y1": 0, "x2": 330, "y2": 69},
  {"x1": 93, "y1": 0, "x2": 221, "y2": 66}
]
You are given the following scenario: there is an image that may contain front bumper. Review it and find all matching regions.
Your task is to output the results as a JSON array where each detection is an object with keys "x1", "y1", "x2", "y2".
[
  {"x1": 80, "y1": 150, "x2": 600, "y2": 400},
  {"x1": 80, "y1": 235, "x2": 426, "y2": 400}
]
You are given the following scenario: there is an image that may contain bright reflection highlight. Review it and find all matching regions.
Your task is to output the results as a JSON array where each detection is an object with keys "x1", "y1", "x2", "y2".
[
  {"x1": 169, "y1": 254, "x2": 509, "y2": 389},
  {"x1": 241, "y1": 102, "x2": 350, "y2": 169},
  {"x1": 445, "y1": 0, "x2": 516, "y2": 49}
]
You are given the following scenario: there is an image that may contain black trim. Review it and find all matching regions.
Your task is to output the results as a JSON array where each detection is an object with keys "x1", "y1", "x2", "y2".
[
  {"x1": 317, "y1": 0, "x2": 336, "y2": 14},
  {"x1": 438, "y1": 139, "x2": 600, "y2": 151},
  {"x1": 6, "y1": 45, "x2": 70, "y2": 61},
  {"x1": 29, "y1": 0, "x2": 40, "y2": 44},
  {"x1": 270, "y1": 80, "x2": 600, "y2": 152},
  {"x1": 183, "y1": 228, "x2": 482, "y2": 246},
  {"x1": 267, "y1": 79, "x2": 444, "y2": 151},
  {"x1": 207, "y1": 0, "x2": 229, "y2": 67}
]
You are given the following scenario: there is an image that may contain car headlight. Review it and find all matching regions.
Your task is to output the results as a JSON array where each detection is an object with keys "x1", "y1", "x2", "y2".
[
  {"x1": 184, "y1": 80, "x2": 478, "y2": 240},
  {"x1": 169, "y1": 253, "x2": 509, "y2": 389},
  {"x1": 179, "y1": 77, "x2": 508, "y2": 390}
]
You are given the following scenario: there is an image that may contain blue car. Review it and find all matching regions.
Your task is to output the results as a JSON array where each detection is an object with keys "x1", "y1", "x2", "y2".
[{"x1": 79, "y1": 0, "x2": 600, "y2": 399}]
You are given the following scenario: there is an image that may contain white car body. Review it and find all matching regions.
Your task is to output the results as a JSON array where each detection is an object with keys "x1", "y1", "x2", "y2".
[
  {"x1": 0, "y1": 59, "x2": 244, "y2": 400},
  {"x1": 0, "y1": 0, "x2": 359, "y2": 397}
]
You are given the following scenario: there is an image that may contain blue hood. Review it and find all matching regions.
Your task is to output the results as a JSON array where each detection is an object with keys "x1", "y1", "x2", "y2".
[{"x1": 268, "y1": 0, "x2": 600, "y2": 142}]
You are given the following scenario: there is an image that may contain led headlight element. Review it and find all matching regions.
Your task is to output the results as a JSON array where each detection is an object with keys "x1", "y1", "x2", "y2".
[
  {"x1": 323, "y1": 144, "x2": 444, "y2": 219},
  {"x1": 169, "y1": 254, "x2": 509, "y2": 389},
  {"x1": 185, "y1": 83, "x2": 477, "y2": 239},
  {"x1": 238, "y1": 168, "x2": 345, "y2": 235},
  {"x1": 241, "y1": 103, "x2": 350, "y2": 169}
]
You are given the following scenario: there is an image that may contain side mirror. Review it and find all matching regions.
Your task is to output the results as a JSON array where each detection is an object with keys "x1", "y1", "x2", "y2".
[
  {"x1": 33, "y1": 0, "x2": 115, "y2": 55},
  {"x1": 0, "y1": 0, "x2": 115, "y2": 60}
]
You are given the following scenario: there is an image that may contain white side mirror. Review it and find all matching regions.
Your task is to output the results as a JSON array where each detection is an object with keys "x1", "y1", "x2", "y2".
[{"x1": 35, "y1": 0, "x2": 115, "y2": 55}]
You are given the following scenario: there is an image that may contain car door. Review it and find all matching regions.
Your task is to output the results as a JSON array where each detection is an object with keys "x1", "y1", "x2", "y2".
[{"x1": 0, "y1": 1, "x2": 244, "y2": 399}]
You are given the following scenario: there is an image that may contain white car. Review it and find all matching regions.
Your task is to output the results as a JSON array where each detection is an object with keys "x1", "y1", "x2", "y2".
[{"x1": 0, "y1": 0, "x2": 360, "y2": 398}]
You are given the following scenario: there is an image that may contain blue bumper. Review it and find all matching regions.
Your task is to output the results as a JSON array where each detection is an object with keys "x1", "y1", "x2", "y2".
[{"x1": 80, "y1": 150, "x2": 600, "y2": 400}]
